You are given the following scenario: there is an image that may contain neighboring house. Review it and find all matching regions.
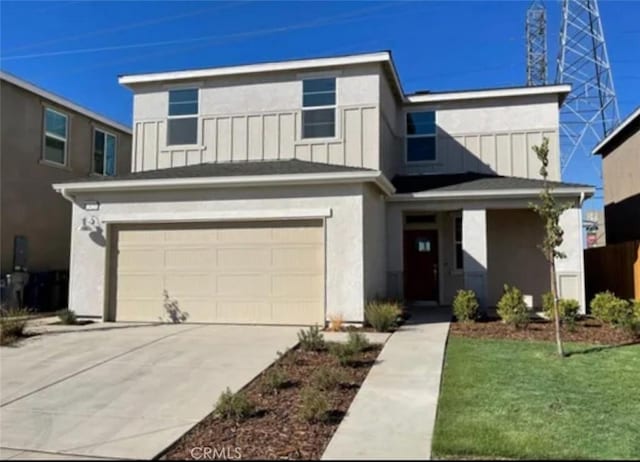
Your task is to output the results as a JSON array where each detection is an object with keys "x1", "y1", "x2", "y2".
[
  {"x1": 0, "y1": 72, "x2": 132, "y2": 303},
  {"x1": 592, "y1": 107, "x2": 640, "y2": 245},
  {"x1": 53, "y1": 51, "x2": 593, "y2": 325}
]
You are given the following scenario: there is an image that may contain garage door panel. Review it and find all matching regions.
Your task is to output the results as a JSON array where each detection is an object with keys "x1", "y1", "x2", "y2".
[
  {"x1": 216, "y1": 247, "x2": 271, "y2": 269},
  {"x1": 114, "y1": 221, "x2": 324, "y2": 325}
]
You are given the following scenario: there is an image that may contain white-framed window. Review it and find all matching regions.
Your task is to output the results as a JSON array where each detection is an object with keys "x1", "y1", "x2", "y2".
[
  {"x1": 453, "y1": 215, "x2": 463, "y2": 270},
  {"x1": 406, "y1": 111, "x2": 436, "y2": 162},
  {"x1": 167, "y1": 88, "x2": 198, "y2": 145},
  {"x1": 93, "y1": 128, "x2": 117, "y2": 176},
  {"x1": 302, "y1": 77, "x2": 336, "y2": 139},
  {"x1": 43, "y1": 107, "x2": 68, "y2": 165}
]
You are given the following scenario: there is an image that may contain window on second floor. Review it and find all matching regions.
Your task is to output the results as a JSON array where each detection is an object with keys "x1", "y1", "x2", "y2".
[
  {"x1": 302, "y1": 78, "x2": 336, "y2": 139},
  {"x1": 94, "y1": 129, "x2": 117, "y2": 176},
  {"x1": 43, "y1": 107, "x2": 68, "y2": 165},
  {"x1": 167, "y1": 88, "x2": 198, "y2": 146},
  {"x1": 406, "y1": 111, "x2": 436, "y2": 162}
]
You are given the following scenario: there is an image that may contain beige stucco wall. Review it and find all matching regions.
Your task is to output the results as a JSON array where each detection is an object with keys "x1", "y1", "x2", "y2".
[
  {"x1": 129, "y1": 63, "x2": 381, "y2": 173},
  {"x1": 602, "y1": 129, "x2": 640, "y2": 206},
  {"x1": 362, "y1": 183, "x2": 387, "y2": 303},
  {"x1": 67, "y1": 183, "x2": 368, "y2": 322},
  {"x1": 0, "y1": 80, "x2": 131, "y2": 275}
]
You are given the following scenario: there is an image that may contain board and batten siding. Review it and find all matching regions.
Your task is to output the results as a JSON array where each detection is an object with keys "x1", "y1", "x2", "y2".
[{"x1": 130, "y1": 64, "x2": 381, "y2": 173}]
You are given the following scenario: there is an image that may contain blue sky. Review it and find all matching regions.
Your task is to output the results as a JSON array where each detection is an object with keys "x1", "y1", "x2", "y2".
[{"x1": 1, "y1": 0, "x2": 639, "y2": 211}]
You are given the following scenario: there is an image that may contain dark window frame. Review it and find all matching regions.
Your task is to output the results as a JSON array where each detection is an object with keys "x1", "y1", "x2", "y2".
[
  {"x1": 43, "y1": 107, "x2": 68, "y2": 166},
  {"x1": 302, "y1": 77, "x2": 336, "y2": 139},
  {"x1": 93, "y1": 128, "x2": 117, "y2": 176},
  {"x1": 167, "y1": 88, "x2": 199, "y2": 146},
  {"x1": 406, "y1": 111, "x2": 437, "y2": 163}
]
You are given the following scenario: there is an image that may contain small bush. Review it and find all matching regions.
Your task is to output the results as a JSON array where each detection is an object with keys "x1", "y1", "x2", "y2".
[
  {"x1": 260, "y1": 366, "x2": 288, "y2": 394},
  {"x1": 329, "y1": 342, "x2": 356, "y2": 366},
  {"x1": 452, "y1": 289, "x2": 479, "y2": 323},
  {"x1": 310, "y1": 365, "x2": 348, "y2": 391},
  {"x1": 214, "y1": 388, "x2": 255, "y2": 420},
  {"x1": 327, "y1": 313, "x2": 344, "y2": 332},
  {"x1": 591, "y1": 291, "x2": 629, "y2": 324},
  {"x1": 297, "y1": 325, "x2": 325, "y2": 351},
  {"x1": 496, "y1": 285, "x2": 529, "y2": 329},
  {"x1": 346, "y1": 331, "x2": 370, "y2": 353},
  {"x1": 0, "y1": 306, "x2": 30, "y2": 346},
  {"x1": 542, "y1": 293, "x2": 580, "y2": 325},
  {"x1": 365, "y1": 300, "x2": 402, "y2": 332},
  {"x1": 57, "y1": 309, "x2": 77, "y2": 325},
  {"x1": 298, "y1": 385, "x2": 329, "y2": 422}
]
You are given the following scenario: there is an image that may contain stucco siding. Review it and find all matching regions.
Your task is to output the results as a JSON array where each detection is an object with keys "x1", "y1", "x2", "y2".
[
  {"x1": 362, "y1": 183, "x2": 387, "y2": 303},
  {"x1": 399, "y1": 95, "x2": 561, "y2": 180},
  {"x1": 130, "y1": 64, "x2": 381, "y2": 173},
  {"x1": 0, "y1": 80, "x2": 131, "y2": 275},
  {"x1": 67, "y1": 184, "x2": 366, "y2": 322}
]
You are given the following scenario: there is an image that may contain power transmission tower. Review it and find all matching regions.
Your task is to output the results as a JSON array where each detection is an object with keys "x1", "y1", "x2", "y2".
[
  {"x1": 526, "y1": 0, "x2": 547, "y2": 86},
  {"x1": 556, "y1": 0, "x2": 620, "y2": 174}
]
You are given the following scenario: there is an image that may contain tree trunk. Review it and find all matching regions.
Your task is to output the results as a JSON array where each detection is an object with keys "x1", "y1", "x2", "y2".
[{"x1": 550, "y1": 258, "x2": 565, "y2": 357}]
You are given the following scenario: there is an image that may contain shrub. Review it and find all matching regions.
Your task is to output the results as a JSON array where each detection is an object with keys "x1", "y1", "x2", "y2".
[
  {"x1": 297, "y1": 325, "x2": 325, "y2": 352},
  {"x1": 365, "y1": 300, "x2": 402, "y2": 332},
  {"x1": 310, "y1": 365, "x2": 348, "y2": 391},
  {"x1": 542, "y1": 293, "x2": 580, "y2": 326},
  {"x1": 346, "y1": 331, "x2": 370, "y2": 353},
  {"x1": 214, "y1": 388, "x2": 255, "y2": 420},
  {"x1": 327, "y1": 313, "x2": 344, "y2": 332},
  {"x1": 57, "y1": 309, "x2": 77, "y2": 325},
  {"x1": 452, "y1": 289, "x2": 479, "y2": 323},
  {"x1": 591, "y1": 291, "x2": 629, "y2": 324},
  {"x1": 328, "y1": 342, "x2": 356, "y2": 366},
  {"x1": 260, "y1": 366, "x2": 288, "y2": 394},
  {"x1": 0, "y1": 306, "x2": 30, "y2": 346},
  {"x1": 298, "y1": 385, "x2": 329, "y2": 422},
  {"x1": 496, "y1": 285, "x2": 529, "y2": 329}
]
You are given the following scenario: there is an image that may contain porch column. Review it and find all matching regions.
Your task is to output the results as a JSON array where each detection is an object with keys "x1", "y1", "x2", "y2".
[
  {"x1": 462, "y1": 208, "x2": 488, "y2": 309},
  {"x1": 556, "y1": 207, "x2": 587, "y2": 313}
]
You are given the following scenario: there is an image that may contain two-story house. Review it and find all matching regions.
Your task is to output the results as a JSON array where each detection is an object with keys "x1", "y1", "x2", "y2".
[
  {"x1": 53, "y1": 51, "x2": 593, "y2": 324},
  {"x1": 0, "y1": 72, "x2": 132, "y2": 308},
  {"x1": 592, "y1": 107, "x2": 640, "y2": 245}
]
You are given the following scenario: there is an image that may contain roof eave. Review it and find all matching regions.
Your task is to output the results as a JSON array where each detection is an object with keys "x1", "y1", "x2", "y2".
[
  {"x1": 592, "y1": 106, "x2": 640, "y2": 155},
  {"x1": 405, "y1": 84, "x2": 572, "y2": 105},
  {"x1": 388, "y1": 186, "x2": 594, "y2": 202}
]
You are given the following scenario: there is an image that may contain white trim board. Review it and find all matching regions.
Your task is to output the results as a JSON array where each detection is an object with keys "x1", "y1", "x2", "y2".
[
  {"x1": 98, "y1": 208, "x2": 332, "y2": 224},
  {"x1": 388, "y1": 186, "x2": 594, "y2": 202}
]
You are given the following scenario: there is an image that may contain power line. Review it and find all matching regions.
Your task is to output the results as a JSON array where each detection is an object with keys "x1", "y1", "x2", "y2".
[
  {"x1": 2, "y1": 2, "x2": 244, "y2": 54},
  {"x1": 1, "y1": 2, "x2": 396, "y2": 62}
]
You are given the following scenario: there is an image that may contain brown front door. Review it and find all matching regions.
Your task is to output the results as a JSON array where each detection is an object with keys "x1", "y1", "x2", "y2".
[{"x1": 403, "y1": 229, "x2": 439, "y2": 301}]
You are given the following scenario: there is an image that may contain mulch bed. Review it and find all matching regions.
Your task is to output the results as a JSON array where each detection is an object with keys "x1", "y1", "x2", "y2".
[
  {"x1": 450, "y1": 316, "x2": 638, "y2": 345},
  {"x1": 161, "y1": 344, "x2": 382, "y2": 460}
]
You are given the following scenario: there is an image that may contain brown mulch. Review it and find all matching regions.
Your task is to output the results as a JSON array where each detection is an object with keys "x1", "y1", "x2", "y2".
[
  {"x1": 451, "y1": 316, "x2": 638, "y2": 345},
  {"x1": 161, "y1": 344, "x2": 382, "y2": 460}
]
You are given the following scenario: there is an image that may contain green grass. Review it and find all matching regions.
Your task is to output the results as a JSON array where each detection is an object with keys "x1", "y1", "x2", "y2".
[{"x1": 432, "y1": 337, "x2": 640, "y2": 460}]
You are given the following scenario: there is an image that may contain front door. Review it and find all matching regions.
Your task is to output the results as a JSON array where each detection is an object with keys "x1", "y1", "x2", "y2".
[{"x1": 403, "y1": 229, "x2": 439, "y2": 301}]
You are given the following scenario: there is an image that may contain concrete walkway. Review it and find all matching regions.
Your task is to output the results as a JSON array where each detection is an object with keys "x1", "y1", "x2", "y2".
[{"x1": 322, "y1": 307, "x2": 451, "y2": 460}]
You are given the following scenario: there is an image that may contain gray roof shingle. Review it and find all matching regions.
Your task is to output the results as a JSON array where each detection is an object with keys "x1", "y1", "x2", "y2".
[
  {"x1": 60, "y1": 159, "x2": 373, "y2": 184},
  {"x1": 392, "y1": 172, "x2": 592, "y2": 194}
]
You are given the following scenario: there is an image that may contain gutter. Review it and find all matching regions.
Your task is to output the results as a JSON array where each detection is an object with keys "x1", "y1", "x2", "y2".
[
  {"x1": 53, "y1": 170, "x2": 396, "y2": 197},
  {"x1": 388, "y1": 186, "x2": 595, "y2": 202}
]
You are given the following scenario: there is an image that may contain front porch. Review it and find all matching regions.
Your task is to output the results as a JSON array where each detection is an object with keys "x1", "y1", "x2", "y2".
[{"x1": 385, "y1": 174, "x2": 589, "y2": 311}]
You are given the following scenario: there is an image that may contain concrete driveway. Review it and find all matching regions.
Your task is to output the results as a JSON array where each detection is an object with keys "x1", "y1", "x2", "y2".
[{"x1": 0, "y1": 324, "x2": 298, "y2": 460}]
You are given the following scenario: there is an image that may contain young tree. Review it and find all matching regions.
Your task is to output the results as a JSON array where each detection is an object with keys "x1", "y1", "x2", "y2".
[{"x1": 531, "y1": 138, "x2": 571, "y2": 357}]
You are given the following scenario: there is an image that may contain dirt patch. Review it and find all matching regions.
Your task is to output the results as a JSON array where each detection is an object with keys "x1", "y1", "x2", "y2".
[
  {"x1": 451, "y1": 317, "x2": 638, "y2": 345},
  {"x1": 161, "y1": 344, "x2": 382, "y2": 460}
]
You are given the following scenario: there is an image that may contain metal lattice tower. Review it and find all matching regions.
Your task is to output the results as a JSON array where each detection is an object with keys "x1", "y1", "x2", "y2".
[
  {"x1": 526, "y1": 0, "x2": 548, "y2": 86},
  {"x1": 556, "y1": 0, "x2": 620, "y2": 174}
]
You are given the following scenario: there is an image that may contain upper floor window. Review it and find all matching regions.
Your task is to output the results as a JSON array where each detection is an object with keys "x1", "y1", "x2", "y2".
[
  {"x1": 167, "y1": 88, "x2": 198, "y2": 145},
  {"x1": 43, "y1": 107, "x2": 68, "y2": 165},
  {"x1": 302, "y1": 78, "x2": 336, "y2": 139},
  {"x1": 406, "y1": 111, "x2": 436, "y2": 162},
  {"x1": 94, "y1": 129, "x2": 116, "y2": 176}
]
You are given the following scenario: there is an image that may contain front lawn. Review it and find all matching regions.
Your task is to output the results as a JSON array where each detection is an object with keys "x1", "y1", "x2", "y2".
[{"x1": 432, "y1": 336, "x2": 640, "y2": 460}]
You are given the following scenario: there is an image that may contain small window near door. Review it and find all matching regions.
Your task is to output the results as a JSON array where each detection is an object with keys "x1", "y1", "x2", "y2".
[
  {"x1": 454, "y1": 216, "x2": 463, "y2": 270},
  {"x1": 416, "y1": 238, "x2": 432, "y2": 253},
  {"x1": 93, "y1": 129, "x2": 117, "y2": 176}
]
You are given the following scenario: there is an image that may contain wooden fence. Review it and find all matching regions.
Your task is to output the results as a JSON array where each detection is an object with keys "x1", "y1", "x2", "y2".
[{"x1": 584, "y1": 240, "x2": 640, "y2": 305}]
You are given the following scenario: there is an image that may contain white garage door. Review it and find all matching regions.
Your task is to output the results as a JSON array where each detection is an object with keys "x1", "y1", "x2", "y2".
[{"x1": 111, "y1": 220, "x2": 325, "y2": 325}]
